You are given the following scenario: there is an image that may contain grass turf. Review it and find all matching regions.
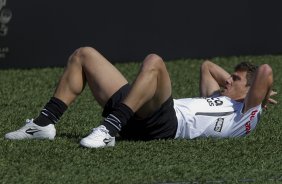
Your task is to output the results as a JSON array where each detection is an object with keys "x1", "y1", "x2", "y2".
[{"x1": 0, "y1": 55, "x2": 282, "y2": 184}]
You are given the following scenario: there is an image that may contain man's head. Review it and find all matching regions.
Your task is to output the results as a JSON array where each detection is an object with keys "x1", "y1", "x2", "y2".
[
  {"x1": 221, "y1": 61, "x2": 258, "y2": 100},
  {"x1": 234, "y1": 61, "x2": 258, "y2": 86}
]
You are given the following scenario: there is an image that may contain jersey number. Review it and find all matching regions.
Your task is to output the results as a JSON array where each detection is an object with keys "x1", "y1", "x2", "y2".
[{"x1": 206, "y1": 97, "x2": 223, "y2": 106}]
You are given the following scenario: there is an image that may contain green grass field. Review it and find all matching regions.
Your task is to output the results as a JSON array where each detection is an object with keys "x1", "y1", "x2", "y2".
[{"x1": 1, "y1": 55, "x2": 282, "y2": 184}]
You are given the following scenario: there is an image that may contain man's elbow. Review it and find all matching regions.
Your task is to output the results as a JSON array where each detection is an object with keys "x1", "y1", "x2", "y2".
[
  {"x1": 258, "y1": 64, "x2": 273, "y2": 77},
  {"x1": 257, "y1": 64, "x2": 273, "y2": 84}
]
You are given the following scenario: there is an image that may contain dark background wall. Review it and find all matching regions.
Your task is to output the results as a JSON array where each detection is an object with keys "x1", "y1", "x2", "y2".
[{"x1": 0, "y1": 0, "x2": 282, "y2": 68}]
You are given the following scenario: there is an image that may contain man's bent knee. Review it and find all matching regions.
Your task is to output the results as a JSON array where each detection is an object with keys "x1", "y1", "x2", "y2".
[
  {"x1": 68, "y1": 46, "x2": 99, "y2": 65},
  {"x1": 142, "y1": 54, "x2": 165, "y2": 71},
  {"x1": 72, "y1": 47, "x2": 97, "y2": 59}
]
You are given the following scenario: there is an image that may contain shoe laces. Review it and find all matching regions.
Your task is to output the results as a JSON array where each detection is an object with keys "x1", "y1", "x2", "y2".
[{"x1": 89, "y1": 126, "x2": 109, "y2": 138}]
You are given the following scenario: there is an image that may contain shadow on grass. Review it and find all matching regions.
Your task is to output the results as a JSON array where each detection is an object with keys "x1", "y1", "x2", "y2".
[{"x1": 57, "y1": 132, "x2": 81, "y2": 141}]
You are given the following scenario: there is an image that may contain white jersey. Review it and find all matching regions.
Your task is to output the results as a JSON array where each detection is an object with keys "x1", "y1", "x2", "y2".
[{"x1": 173, "y1": 95, "x2": 262, "y2": 139}]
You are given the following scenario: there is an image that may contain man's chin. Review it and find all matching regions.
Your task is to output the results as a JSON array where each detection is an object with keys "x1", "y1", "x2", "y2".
[
  {"x1": 220, "y1": 90, "x2": 228, "y2": 96},
  {"x1": 220, "y1": 89, "x2": 225, "y2": 94}
]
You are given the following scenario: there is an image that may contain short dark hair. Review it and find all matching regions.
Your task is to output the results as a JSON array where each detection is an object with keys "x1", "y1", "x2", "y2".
[{"x1": 235, "y1": 61, "x2": 258, "y2": 86}]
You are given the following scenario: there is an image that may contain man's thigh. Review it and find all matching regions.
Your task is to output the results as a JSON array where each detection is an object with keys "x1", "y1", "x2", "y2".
[{"x1": 120, "y1": 96, "x2": 178, "y2": 140}]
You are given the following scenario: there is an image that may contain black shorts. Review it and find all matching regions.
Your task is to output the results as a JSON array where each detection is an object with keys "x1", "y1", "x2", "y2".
[{"x1": 102, "y1": 84, "x2": 178, "y2": 141}]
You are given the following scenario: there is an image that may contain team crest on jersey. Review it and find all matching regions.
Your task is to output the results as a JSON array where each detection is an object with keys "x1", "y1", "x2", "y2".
[{"x1": 214, "y1": 118, "x2": 224, "y2": 132}]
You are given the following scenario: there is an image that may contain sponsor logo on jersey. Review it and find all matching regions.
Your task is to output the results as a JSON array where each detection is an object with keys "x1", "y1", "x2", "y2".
[
  {"x1": 214, "y1": 118, "x2": 224, "y2": 132},
  {"x1": 245, "y1": 110, "x2": 258, "y2": 134}
]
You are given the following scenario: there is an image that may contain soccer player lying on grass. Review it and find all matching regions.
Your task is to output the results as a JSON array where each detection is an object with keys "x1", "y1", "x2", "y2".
[{"x1": 5, "y1": 47, "x2": 277, "y2": 148}]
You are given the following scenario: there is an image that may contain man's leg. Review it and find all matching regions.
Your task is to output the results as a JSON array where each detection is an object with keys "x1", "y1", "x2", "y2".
[
  {"x1": 81, "y1": 53, "x2": 173, "y2": 148},
  {"x1": 5, "y1": 47, "x2": 128, "y2": 140},
  {"x1": 123, "y1": 54, "x2": 172, "y2": 117},
  {"x1": 54, "y1": 47, "x2": 128, "y2": 107}
]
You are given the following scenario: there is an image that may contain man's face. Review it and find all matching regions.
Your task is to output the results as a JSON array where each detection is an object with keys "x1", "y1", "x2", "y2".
[{"x1": 221, "y1": 70, "x2": 250, "y2": 100}]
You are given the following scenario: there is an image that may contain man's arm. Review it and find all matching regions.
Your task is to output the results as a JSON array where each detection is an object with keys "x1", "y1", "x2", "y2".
[
  {"x1": 200, "y1": 60, "x2": 230, "y2": 97},
  {"x1": 243, "y1": 64, "x2": 275, "y2": 113}
]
